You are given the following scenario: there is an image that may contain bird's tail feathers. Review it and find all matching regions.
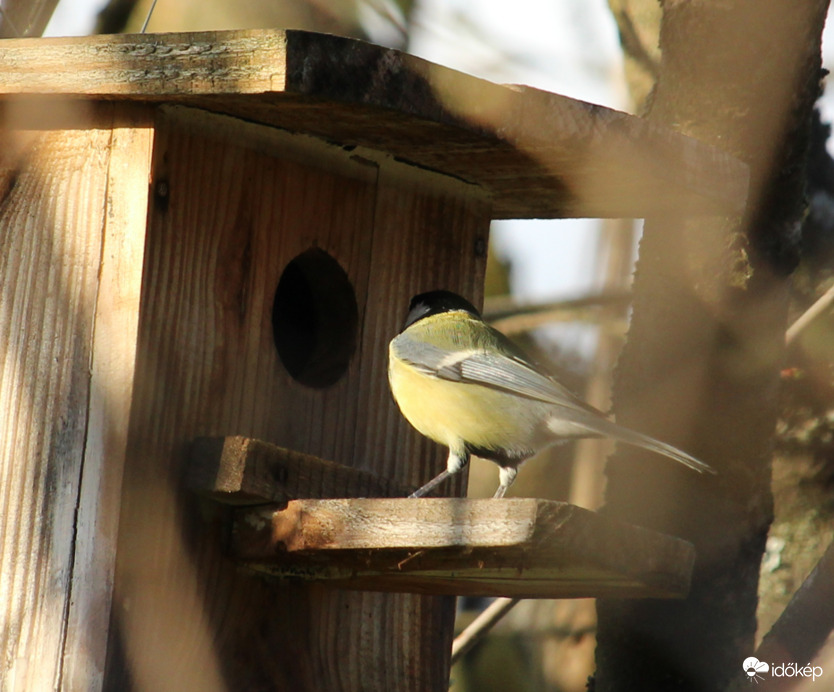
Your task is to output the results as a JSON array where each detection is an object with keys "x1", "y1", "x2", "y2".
[{"x1": 557, "y1": 412, "x2": 716, "y2": 475}]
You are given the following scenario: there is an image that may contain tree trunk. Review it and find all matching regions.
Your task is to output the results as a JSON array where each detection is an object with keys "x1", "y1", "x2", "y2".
[{"x1": 594, "y1": 1, "x2": 829, "y2": 690}]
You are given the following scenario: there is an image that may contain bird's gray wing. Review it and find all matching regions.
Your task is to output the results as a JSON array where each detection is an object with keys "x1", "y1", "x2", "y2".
[
  {"x1": 393, "y1": 335, "x2": 715, "y2": 474},
  {"x1": 455, "y1": 351, "x2": 593, "y2": 408},
  {"x1": 452, "y1": 351, "x2": 715, "y2": 474},
  {"x1": 393, "y1": 335, "x2": 598, "y2": 413}
]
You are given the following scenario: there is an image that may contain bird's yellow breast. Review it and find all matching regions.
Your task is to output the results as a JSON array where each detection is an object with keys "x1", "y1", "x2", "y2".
[{"x1": 388, "y1": 343, "x2": 540, "y2": 453}]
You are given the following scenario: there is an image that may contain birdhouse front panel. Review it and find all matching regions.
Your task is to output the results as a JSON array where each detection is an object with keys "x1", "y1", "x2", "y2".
[{"x1": 106, "y1": 106, "x2": 490, "y2": 690}]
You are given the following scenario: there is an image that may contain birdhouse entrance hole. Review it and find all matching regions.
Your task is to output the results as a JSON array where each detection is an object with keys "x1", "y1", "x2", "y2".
[{"x1": 272, "y1": 247, "x2": 358, "y2": 388}]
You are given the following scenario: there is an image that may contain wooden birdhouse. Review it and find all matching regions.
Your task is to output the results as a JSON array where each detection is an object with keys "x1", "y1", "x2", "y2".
[{"x1": 0, "y1": 29, "x2": 745, "y2": 691}]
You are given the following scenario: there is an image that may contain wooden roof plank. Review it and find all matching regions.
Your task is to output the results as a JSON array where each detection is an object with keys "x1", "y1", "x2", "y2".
[{"x1": 0, "y1": 29, "x2": 748, "y2": 219}]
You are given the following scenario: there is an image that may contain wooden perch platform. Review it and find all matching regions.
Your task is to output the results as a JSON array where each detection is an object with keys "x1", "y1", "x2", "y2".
[
  {"x1": 0, "y1": 29, "x2": 747, "y2": 219},
  {"x1": 233, "y1": 498, "x2": 694, "y2": 599},
  {"x1": 190, "y1": 437, "x2": 695, "y2": 599}
]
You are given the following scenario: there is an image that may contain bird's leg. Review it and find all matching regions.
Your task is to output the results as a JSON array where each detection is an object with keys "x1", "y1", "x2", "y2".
[
  {"x1": 493, "y1": 466, "x2": 518, "y2": 499},
  {"x1": 409, "y1": 449, "x2": 469, "y2": 498},
  {"x1": 408, "y1": 470, "x2": 451, "y2": 498}
]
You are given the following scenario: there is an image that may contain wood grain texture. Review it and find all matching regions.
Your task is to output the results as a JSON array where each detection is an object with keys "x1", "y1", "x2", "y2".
[
  {"x1": 232, "y1": 498, "x2": 695, "y2": 599},
  {"x1": 105, "y1": 107, "x2": 489, "y2": 691},
  {"x1": 0, "y1": 103, "x2": 151, "y2": 691},
  {"x1": 62, "y1": 105, "x2": 155, "y2": 691},
  {"x1": 0, "y1": 29, "x2": 748, "y2": 219}
]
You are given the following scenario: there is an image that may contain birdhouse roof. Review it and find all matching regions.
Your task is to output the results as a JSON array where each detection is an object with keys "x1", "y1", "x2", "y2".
[{"x1": 0, "y1": 29, "x2": 747, "y2": 219}]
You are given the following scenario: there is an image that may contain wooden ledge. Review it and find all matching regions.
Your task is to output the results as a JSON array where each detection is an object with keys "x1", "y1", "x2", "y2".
[
  {"x1": 188, "y1": 436, "x2": 411, "y2": 504},
  {"x1": 232, "y1": 498, "x2": 695, "y2": 599},
  {"x1": 188, "y1": 437, "x2": 695, "y2": 599},
  {"x1": 0, "y1": 29, "x2": 747, "y2": 219}
]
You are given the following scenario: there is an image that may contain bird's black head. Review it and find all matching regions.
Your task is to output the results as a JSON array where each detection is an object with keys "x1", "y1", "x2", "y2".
[{"x1": 402, "y1": 290, "x2": 481, "y2": 330}]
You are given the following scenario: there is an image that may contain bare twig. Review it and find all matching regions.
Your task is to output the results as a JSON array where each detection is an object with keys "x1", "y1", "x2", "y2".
[
  {"x1": 484, "y1": 290, "x2": 631, "y2": 335},
  {"x1": 0, "y1": 7, "x2": 21, "y2": 36},
  {"x1": 140, "y1": 0, "x2": 158, "y2": 32},
  {"x1": 785, "y1": 282, "x2": 834, "y2": 347},
  {"x1": 612, "y1": 7, "x2": 660, "y2": 79},
  {"x1": 483, "y1": 290, "x2": 631, "y2": 321},
  {"x1": 451, "y1": 597, "x2": 521, "y2": 665},
  {"x1": 0, "y1": 0, "x2": 57, "y2": 38}
]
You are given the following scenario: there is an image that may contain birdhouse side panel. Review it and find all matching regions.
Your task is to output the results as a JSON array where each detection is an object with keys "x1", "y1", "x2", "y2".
[
  {"x1": 63, "y1": 105, "x2": 156, "y2": 691},
  {"x1": 0, "y1": 104, "x2": 154, "y2": 692}
]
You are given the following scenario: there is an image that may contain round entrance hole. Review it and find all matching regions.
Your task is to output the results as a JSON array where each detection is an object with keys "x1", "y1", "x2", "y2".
[{"x1": 272, "y1": 248, "x2": 358, "y2": 388}]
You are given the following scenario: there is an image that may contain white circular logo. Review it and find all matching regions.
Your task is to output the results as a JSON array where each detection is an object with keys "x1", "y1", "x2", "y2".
[{"x1": 743, "y1": 657, "x2": 770, "y2": 679}]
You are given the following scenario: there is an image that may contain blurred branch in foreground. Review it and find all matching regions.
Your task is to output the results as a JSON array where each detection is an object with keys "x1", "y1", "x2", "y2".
[
  {"x1": 0, "y1": 0, "x2": 57, "y2": 37},
  {"x1": 785, "y1": 282, "x2": 834, "y2": 347},
  {"x1": 452, "y1": 598, "x2": 521, "y2": 665}
]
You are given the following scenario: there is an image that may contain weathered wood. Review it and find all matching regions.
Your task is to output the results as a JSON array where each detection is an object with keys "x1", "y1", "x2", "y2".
[
  {"x1": 0, "y1": 103, "x2": 153, "y2": 692},
  {"x1": 0, "y1": 29, "x2": 747, "y2": 219},
  {"x1": 231, "y1": 498, "x2": 695, "y2": 599},
  {"x1": 187, "y1": 438, "x2": 694, "y2": 601},
  {"x1": 103, "y1": 106, "x2": 488, "y2": 691},
  {"x1": 188, "y1": 436, "x2": 410, "y2": 504},
  {"x1": 62, "y1": 104, "x2": 156, "y2": 691}
]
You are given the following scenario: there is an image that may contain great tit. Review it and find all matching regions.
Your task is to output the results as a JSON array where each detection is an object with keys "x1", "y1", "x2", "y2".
[{"x1": 388, "y1": 290, "x2": 715, "y2": 498}]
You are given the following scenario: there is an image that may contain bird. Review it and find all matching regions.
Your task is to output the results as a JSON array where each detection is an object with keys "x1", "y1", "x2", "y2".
[{"x1": 388, "y1": 290, "x2": 715, "y2": 498}]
